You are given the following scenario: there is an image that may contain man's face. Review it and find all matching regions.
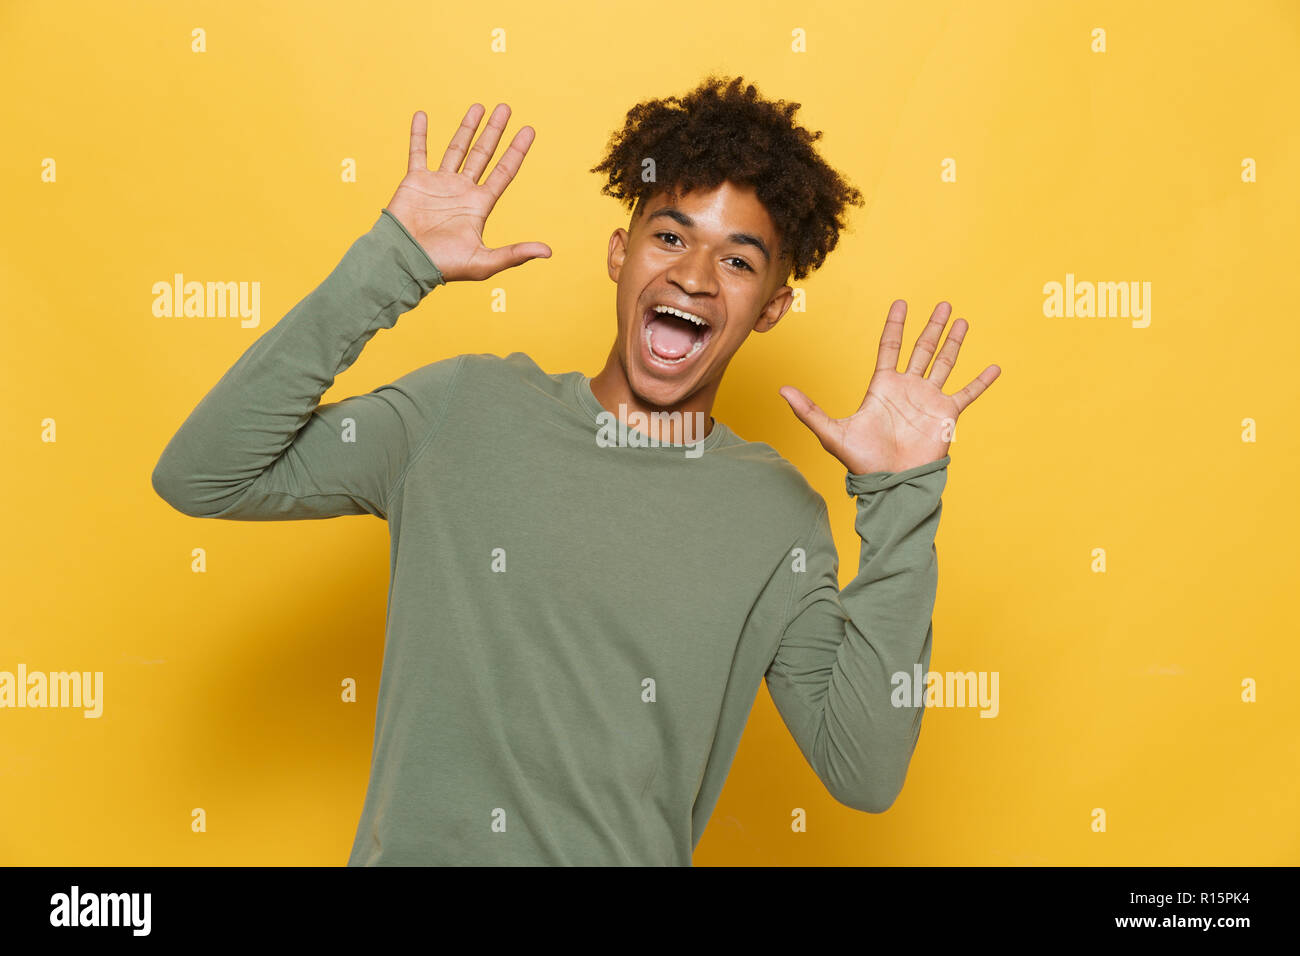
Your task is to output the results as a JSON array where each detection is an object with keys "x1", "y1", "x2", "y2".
[{"x1": 604, "y1": 180, "x2": 793, "y2": 411}]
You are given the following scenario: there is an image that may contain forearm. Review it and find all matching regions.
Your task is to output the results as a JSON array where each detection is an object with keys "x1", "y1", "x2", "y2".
[
  {"x1": 767, "y1": 455, "x2": 949, "y2": 812},
  {"x1": 835, "y1": 456, "x2": 948, "y2": 805},
  {"x1": 151, "y1": 209, "x2": 444, "y2": 517}
]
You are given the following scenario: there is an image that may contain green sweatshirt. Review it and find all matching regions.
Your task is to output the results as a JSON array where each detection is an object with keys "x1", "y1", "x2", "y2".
[{"x1": 151, "y1": 208, "x2": 950, "y2": 866}]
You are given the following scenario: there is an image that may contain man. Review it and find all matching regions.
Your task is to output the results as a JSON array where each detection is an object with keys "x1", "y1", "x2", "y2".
[{"x1": 152, "y1": 75, "x2": 1000, "y2": 865}]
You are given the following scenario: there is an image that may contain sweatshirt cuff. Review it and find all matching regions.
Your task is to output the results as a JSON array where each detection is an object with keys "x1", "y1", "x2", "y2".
[
  {"x1": 377, "y1": 208, "x2": 446, "y2": 289},
  {"x1": 845, "y1": 454, "x2": 950, "y2": 495}
]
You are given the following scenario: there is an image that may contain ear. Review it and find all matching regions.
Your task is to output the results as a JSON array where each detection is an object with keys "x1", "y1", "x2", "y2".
[
  {"x1": 753, "y1": 286, "x2": 794, "y2": 333},
  {"x1": 607, "y1": 228, "x2": 629, "y2": 282}
]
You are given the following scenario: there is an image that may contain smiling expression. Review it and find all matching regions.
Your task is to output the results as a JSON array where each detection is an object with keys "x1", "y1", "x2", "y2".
[{"x1": 592, "y1": 180, "x2": 795, "y2": 425}]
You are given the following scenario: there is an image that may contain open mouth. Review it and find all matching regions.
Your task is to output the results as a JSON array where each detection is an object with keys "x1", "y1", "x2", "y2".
[{"x1": 641, "y1": 304, "x2": 714, "y2": 369}]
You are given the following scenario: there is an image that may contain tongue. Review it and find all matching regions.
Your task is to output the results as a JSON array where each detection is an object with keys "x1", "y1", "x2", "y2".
[{"x1": 647, "y1": 314, "x2": 697, "y2": 359}]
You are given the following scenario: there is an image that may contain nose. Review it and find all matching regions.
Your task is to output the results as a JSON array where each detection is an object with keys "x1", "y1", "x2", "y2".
[{"x1": 665, "y1": 245, "x2": 719, "y2": 295}]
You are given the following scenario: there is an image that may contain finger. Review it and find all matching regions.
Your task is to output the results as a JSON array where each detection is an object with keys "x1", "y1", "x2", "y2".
[
  {"x1": 779, "y1": 385, "x2": 837, "y2": 446},
  {"x1": 438, "y1": 103, "x2": 486, "y2": 174},
  {"x1": 460, "y1": 103, "x2": 511, "y2": 184},
  {"x1": 927, "y1": 317, "x2": 968, "y2": 388},
  {"x1": 875, "y1": 299, "x2": 908, "y2": 372},
  {"x1": 951, "y1": 364, "x2": 1002, "y2": 414},
  {"x1": 904, "y1": 301, "x2": 953, "y2": 376},
  {"x1": 474, "y1": 241, "x2": 553, "y2": 278},
  {"x1": 481, "y1": 124, "x2": 536, "y2": 206},
  {"x1": 408, "y1": 110, "x2": 429, "y2": 174}
]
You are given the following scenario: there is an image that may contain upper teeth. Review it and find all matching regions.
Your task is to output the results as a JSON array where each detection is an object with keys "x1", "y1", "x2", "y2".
[{"x1": 653, "y1": 304, "x2": 708, "y2": 327}]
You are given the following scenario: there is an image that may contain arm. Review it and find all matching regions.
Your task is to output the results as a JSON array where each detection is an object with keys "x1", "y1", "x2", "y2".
[
  {"x1": 765, "y1": 454, "x2": 949, "y2": 812},
  {"x1": 150, "y1": 210, "x2": 450, "y2": 520},
  {"x1": 151, "y1": 104, "x2": 551, "y2": 520},
  {"x1": 774, "y1": 297, "x2": 1001, "y2": 810}
]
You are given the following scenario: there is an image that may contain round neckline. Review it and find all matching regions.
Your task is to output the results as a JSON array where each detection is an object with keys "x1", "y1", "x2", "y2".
[{"x1": 572, "y1": 374, "x2": 732, "y2": 452}]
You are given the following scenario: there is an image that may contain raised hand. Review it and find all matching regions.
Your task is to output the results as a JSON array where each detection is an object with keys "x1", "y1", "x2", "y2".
[
  {"x1": 780, "y1": 300, "x2": 1001, "y2": 475},
  {"x1": 385, "y1": 104, "x2": 551, "y2": 282}
]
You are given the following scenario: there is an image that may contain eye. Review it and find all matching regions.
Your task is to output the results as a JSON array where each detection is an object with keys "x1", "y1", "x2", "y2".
[{"x1": 656, "y1": 233, "x2": 754, "y2": 273}]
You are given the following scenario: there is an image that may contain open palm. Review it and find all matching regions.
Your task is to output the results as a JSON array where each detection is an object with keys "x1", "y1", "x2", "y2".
[
  {"x1": 780, "y1": 300, "x2": 1000, "y2": 474},
  {"x1": 385, "y1": 104, "x2": 551, "y2": 283}
]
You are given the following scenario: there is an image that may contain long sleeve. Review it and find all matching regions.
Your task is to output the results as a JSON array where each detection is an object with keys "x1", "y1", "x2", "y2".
[
  {"x1": 151, "y1": 208, "x2": 460, "y2": 521},
  {"x1": 764, "y1": 454, "x2": 950, "y2": 813}
]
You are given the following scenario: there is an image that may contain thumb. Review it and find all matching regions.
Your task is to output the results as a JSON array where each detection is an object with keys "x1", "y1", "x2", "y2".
[
  {"x1": 779, "y1": 385, "x2": 836, "y2": 446},
  {"x1": 478, "y1": 241, "x2": 552, "y2": 277}
]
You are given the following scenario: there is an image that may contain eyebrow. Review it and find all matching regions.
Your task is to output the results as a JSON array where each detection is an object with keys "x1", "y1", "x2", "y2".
[{"x1": 645, "y1": 207, "x2": 772, "y2": 264}]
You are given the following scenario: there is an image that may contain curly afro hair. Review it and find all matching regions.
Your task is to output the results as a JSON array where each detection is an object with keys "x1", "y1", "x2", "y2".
[{"x1": 589, "y1": 74, "x2": 865, "y2": 283}]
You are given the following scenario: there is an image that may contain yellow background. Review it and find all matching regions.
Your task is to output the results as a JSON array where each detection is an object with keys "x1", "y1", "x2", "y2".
[{"x1": 2, "y1": 0, "x2": 1297, "y2": 865}]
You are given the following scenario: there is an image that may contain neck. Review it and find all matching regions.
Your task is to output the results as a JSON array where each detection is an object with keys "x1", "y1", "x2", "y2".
[{"x1": 589, "y1": 345, "x2": 717, "y2": 445}]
